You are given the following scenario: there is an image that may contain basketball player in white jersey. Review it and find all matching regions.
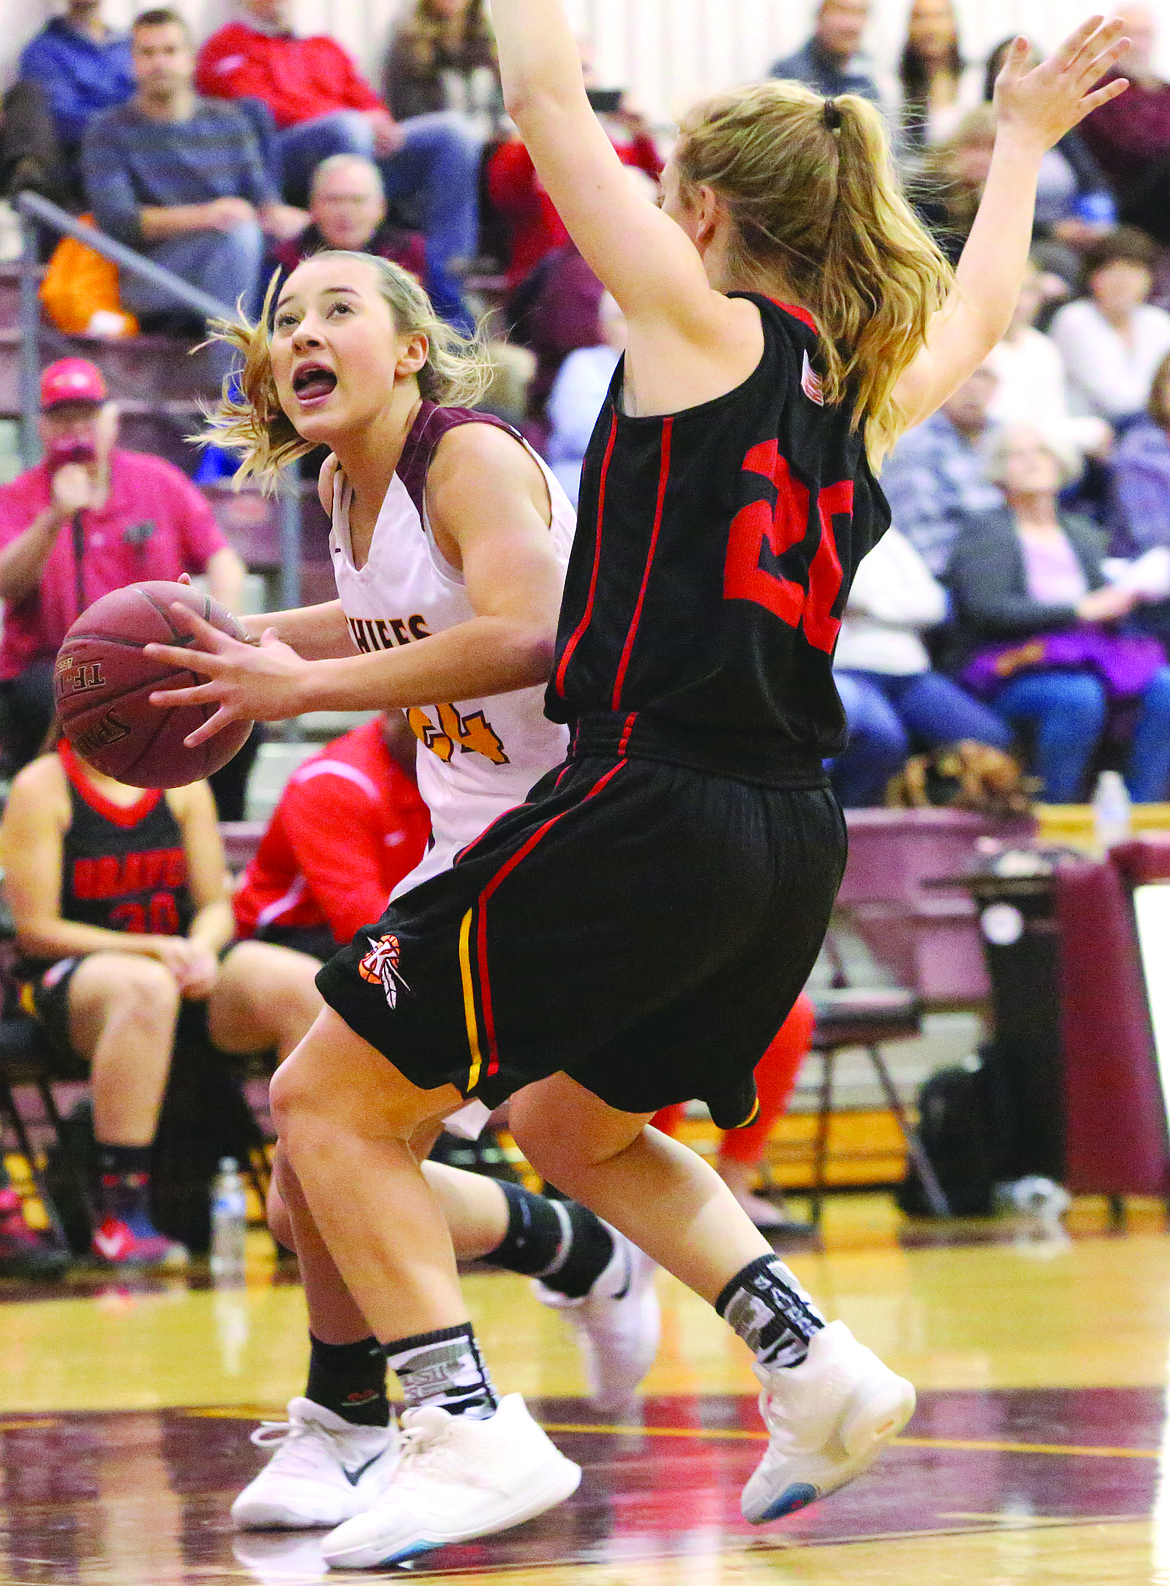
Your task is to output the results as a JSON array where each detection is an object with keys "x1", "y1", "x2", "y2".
[{"x1": 150, "y1": 251, "x2": 658, "y2": 1530}]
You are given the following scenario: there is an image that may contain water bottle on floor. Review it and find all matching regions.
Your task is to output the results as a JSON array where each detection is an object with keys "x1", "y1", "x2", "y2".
[
  {"x1": 210, "y1": 1158, "x2": 247, "y2": 1286},
  {"x1": 1092, "y1": 770, "x2": 1132, "y2": 852}
]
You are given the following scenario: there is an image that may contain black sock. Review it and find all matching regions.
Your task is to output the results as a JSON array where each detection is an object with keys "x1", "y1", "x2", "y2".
[
  {"x1": 306, "y1": 1334, "x2": 390, "y2": 1427},
  {"x1": 715, "y1": 1254, "x2": 826, "y2": 1370},
  {"x1": 96, "y1": 1144, "x2": 153, "y2": 1218},
  {"x1": 485, "y1": 1183, "x2": 615, "y2": 1300},
  {"x1": 383, "y1": 1322, "x2": 497, "y2": 1419}
]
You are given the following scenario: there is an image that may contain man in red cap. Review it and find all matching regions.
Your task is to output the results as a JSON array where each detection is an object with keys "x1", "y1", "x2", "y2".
[{"x1": 0, "y1": 357, "x2": 245, "y2": 773}]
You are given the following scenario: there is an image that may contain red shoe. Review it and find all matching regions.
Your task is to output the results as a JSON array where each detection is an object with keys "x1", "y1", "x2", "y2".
[
  {"x1": 91, "y1": 1214, "x2": 186, "y2": 1268},
  {"x1": 0, "y1": 1189, "x2": 69, "y2": 1278}
]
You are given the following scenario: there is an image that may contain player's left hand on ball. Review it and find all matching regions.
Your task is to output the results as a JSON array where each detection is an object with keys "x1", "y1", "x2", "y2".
[
  {"x1": 994, "y1": 17, "x2": 1130, "y2": 150},
  {"x1": 145, "y1": 603, "x2": 310, "y2": 746}
]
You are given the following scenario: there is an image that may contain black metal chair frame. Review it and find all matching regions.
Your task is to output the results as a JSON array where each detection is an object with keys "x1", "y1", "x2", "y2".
[{"x1": 799, "y1": 930, "x2": 951, "y2": 1226}]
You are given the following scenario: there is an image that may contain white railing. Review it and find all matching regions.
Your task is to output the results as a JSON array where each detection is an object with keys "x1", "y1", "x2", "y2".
[{"x1": 4, "y1": 1, "x2": 1167, "y2": 129}]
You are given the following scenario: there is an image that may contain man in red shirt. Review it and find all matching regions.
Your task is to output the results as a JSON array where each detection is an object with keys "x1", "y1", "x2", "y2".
[
  {"x1": 0, "y1": 358, "x2": 245, "y2": 772},
  {"x1": 234, "y1": 712, "x2": 430, "y2": 961},
  {"x1": 195, "y1": 0, "x2": 478, "y2": 328}
]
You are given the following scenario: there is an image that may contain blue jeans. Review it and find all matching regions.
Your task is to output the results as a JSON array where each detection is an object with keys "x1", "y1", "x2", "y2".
[
  {"x1": 831, "y1": 669, "x2": 1013, "y2": 808},
  {"x1": 121, "y1": 220, "x2": 264, "y2": 382},
  {"x1": 994, "y1": 666, "x2": 1170, "y2": 802},
  {"x1": 276, "y1": 110, "x2": 480, "y2": 329}
]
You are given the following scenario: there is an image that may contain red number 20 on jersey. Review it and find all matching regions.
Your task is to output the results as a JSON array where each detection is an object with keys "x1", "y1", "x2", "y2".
[{"x1": 723, "y1": 439, "x2": 853, "y2": 655}]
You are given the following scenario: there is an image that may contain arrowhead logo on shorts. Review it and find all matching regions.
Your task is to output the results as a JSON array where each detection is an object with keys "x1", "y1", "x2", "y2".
[{"x1": 358, "y1": 932, "x2": 410, "y2": 1008}]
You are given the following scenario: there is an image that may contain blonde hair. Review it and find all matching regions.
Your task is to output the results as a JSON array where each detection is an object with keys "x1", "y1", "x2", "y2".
[
  {"x1": 201, "y1": 252, "x2": 494, "y2": 490},
  {"x1": 674, "y1": 80, "x2": 954, "y2": 464}
]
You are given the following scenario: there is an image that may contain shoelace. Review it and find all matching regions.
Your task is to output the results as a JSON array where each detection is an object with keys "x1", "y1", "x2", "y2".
[
  {"x1": 396, "y1": 1415, "x2": 454, "y2": 1474},
  {"x1": 249, "y1": 1417, "x2": 364, "y2": 1479},
  {"x1": 394, "y1": 1413, "x2": 505, "y2": 1492}
]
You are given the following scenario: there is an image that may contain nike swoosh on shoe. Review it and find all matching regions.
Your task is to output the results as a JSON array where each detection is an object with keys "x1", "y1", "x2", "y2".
[{"x1": 342, "y1": 1452, "x2": 386, "y2": 1488}]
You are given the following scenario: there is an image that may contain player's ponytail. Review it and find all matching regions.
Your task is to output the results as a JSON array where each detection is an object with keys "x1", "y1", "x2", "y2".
[
  {"x1": 200, "y1": 254, "x2": 494, "y2": 490},
  {"x1": 675, "y1": 81, "x2": 953, "y2": 465}
]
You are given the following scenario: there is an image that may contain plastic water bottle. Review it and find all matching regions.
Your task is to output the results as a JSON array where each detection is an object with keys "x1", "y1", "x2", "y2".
[
  {"x1": 210, "y1": 1158, "x2": 247, "y2": 1285},
  {"x1": 1092, "y1": 770, "x2": 1132, "y2": 851}
]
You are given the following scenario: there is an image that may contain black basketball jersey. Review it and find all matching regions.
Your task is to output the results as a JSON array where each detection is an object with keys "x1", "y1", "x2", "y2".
[
  {"x1": 545, "y1": 293, "x2": 891, "y2": 778},
  {"x1": 57, "y1": 741, "x2": 193, "y2": 938}
]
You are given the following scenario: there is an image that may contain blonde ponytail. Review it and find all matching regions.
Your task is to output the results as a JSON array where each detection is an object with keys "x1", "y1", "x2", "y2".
[{"x1": 675, "y1": 81, "x2": 954, "y2": 465}]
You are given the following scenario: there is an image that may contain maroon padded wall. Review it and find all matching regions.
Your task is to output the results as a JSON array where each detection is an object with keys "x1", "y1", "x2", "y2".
[{"x1": 1057, "y1": 855, "x2": 1170, "y2": 1196}]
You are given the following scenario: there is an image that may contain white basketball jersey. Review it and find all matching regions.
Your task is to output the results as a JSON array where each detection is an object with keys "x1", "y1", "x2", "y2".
[{"x1": 329, "y1": 405, "x2": 575, "y2": 894}]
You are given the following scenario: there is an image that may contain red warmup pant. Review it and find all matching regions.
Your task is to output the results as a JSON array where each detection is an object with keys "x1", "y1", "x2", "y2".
[{"x1": 652, "y1": 991, "x2": 816, "y2": 1166}]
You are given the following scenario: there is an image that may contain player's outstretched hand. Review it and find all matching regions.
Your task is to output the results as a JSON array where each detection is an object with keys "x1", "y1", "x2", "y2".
[
  {"x1": 994, "y1": 18, "x2": 1130, "y2": 152},
  {"x1": 144, "y1": 602, "x2": 310, "y2": 746}
]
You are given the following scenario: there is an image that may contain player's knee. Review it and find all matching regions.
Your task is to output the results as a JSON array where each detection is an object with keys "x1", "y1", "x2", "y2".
[
  {"x1": 268, "y1": 1056, "x2": 312, "y2": 1140},
  {"x1": 109, "y1": 957, "x2": 181, "y2": 1024},
  {"x1": 265, "y1": 1177, "x2": 295, "y2": 1250},
  {"x1": 510, "y1": 1116, "x2": 583, "y2": 1190}
]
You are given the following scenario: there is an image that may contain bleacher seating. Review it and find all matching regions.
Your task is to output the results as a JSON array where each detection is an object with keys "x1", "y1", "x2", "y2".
[{"x1": 0, "y1": 260, "x2": 218, "y2": 475}]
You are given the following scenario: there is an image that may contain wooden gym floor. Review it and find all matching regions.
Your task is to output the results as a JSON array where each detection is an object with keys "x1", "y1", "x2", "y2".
[{"x1": 0, "y1": 1193, "x2": 1167, "y2": 1584}]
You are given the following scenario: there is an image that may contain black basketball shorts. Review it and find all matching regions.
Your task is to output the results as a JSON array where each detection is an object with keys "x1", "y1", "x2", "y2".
[{"x1": 316, "y1": 753, "x2": 847, "y2": 1128}]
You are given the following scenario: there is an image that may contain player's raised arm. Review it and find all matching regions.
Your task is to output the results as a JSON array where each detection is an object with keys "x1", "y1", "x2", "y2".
[
  {"x1": 894, "y1": 17, "x2": 1130, "y2": 429},
  {"x1": 490, "y1": 0, "x2": 728, "y2": 343}
]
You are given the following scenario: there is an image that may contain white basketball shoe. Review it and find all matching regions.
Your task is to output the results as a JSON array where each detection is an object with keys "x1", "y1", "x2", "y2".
[
  {"x1": 741, "y1": 1320, "x2": 915, "y2": 1523},
  {"x1": 535, "y1": 1227, "x2": 660, "y2": 1413},
  {"x1": 231, "y1": 1398, "x2": 400, "y2": 1530},
  {"x1": 320, "y1": 1394, "x2": 581, "y2": 1569}
]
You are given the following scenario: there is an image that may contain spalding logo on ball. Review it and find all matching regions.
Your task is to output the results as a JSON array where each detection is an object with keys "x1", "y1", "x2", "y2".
[{"x1": 55, "y1": 580, "x2": 254, "y2": 789}]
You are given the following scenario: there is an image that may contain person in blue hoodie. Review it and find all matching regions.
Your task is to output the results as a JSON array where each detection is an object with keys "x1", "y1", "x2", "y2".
[{"x1": 20, "y1": 0, "x2": 135, "y2": 186}]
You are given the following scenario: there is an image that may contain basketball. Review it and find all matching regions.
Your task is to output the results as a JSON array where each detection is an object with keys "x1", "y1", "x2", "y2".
[{"x1": 54, "y1": 581, "x2": 254, "y2": 789}]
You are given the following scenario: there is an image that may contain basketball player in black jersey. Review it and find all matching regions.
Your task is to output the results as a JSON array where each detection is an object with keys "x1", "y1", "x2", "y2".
[
  {"x1": 145, "y1": 9, "x2": 1130, "y2": 1566},
  {"x1": 0, "y1": 736, "x2": 328, "y2": 1267}
]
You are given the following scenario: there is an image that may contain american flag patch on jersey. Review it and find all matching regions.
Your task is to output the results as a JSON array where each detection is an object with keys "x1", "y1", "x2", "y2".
[{"x1": 801, "y1": 351, "x2": 825, "y2": 405}]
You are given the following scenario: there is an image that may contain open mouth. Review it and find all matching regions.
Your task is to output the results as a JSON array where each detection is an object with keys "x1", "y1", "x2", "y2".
[{"x1": 292, "y1": 364, "x2": 338, "y2": 403}]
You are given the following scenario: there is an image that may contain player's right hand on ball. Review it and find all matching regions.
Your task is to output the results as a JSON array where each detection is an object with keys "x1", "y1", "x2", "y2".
[{"x1": 49, "y1": 463, "x2": 94, "y2": 521}]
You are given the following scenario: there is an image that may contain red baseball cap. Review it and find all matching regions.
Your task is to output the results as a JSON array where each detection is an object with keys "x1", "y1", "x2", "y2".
[{"x1": 39, "y1": 358, "x2": 108, "y2": 411}]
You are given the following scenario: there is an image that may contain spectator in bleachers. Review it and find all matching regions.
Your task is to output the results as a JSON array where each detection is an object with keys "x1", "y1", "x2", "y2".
[
  {"x1": 949, "y1": 424, "x2": 1170, "y2": 803},
  {"x1": 830, "y1": 525, "x2": 1013, "y2": 808},
  {"x1": 1049, "y1": 229, "x2": 1170, "y2": 428},
  {"x1": 895, "y1": 0, "x2": 981, "y2": 161},
  {"x1": 1079, "y1": 4, "x2": 1170, "y2": 245},
  {"x1": 234, "y1": 712, "x2": 430, "y2": 962},
  {"x1": 488, "y1": 98, "x2": 660, "y2": 296},
  {"x1": 0, "y1": 358, "x2": 244, "y2": 774},
  {"x1": 1113, "y1": 351, "x2": 1170, "y2": 554},
  {"x1": 769, "y1": 0, "x2": 881, "y2": 104},
  {"x1": 982, "y1": 37, "x2": 1115, "y2": 253},
  {"x1": 383, "y1": 0, "x2": 503, "y2": 139},
  {"x1": 0, "y1": 733, "x2": 325, "y2": 1266},
  {"x1": 19, "y1": 0, "x2": 134, "y2": 185},
  {"x1": 82, "y1": 9, "x2": 304, "y2": 364},
  {"x1": 546, "y1": 292, "x2": 625, "y2": 508},
  {"x1": 913, "y1": 104, "x2": 995, "y2": 266},
  {"x1": 272, "y1": 155, "x2": 427, "y2": 288},
  {"x1": 880, "y1": 363, "x2": 1003, "y2": 576},
  {"x1": 195, "y1": 0, "x2": 479, "y2": 329},
  {"x1": 986, "y1": 260, "x2": 1112, "y2": 464},
  {"x1": 0, "y1": 82, "x2": 69, "y2": 208}
]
